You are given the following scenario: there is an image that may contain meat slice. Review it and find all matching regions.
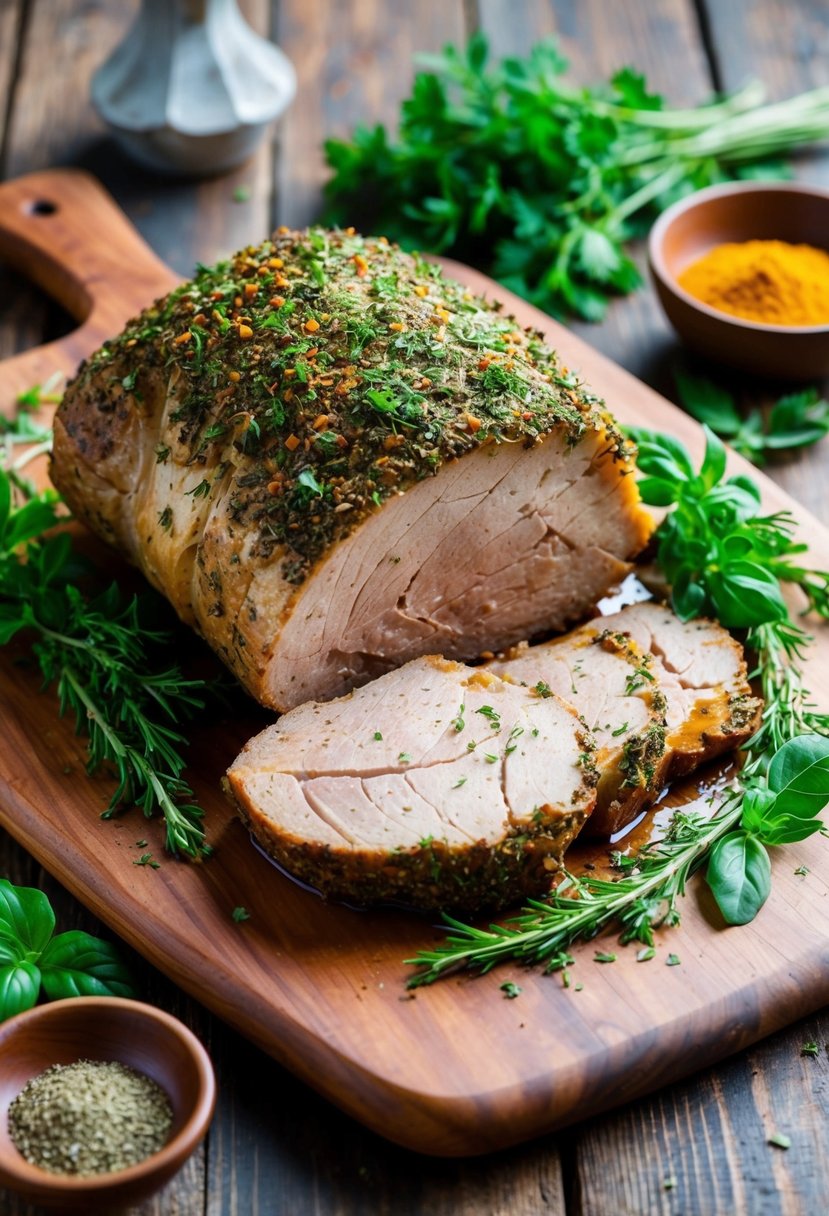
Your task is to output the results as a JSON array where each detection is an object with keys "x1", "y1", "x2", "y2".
[
  {"x1": 597, "y1": 602, "x2": 762, "y2": 783},
  {"x1": 489, "y1": 624, "x2": 668, "y2": 837},
  {"x1": 491, "y1": 601, "x2": 762, "y2": 837},
  {"x1": 225, "y1": 656, "x2": 599, "y2": 913},
  {"x1": 51, "y1": 228, "x2": 652, "y2": 710}
]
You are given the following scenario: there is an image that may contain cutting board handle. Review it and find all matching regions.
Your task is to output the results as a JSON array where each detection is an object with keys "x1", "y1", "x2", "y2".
[{"x1": 0, "y1": 168, "x2": 179, "y2": 403}]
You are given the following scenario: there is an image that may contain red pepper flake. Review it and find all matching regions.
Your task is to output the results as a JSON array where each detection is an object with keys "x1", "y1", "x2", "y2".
[
  {"x1": 389, "y1": 322, "x2": 406, "y2": 332},
  {"x1": 238, "y1": 324, "x2": 254, "y2": 340},
  {"x1": 353, "y1": 254, "x2": 369, "y2": 277},
  {"x1": 270, "y1": 295, "x2": 285, "y2": 308},
  {"x1": 285, "y1": 434, "x2": 301, "y2": 451},
  {"x1": 522, "y1": 411, "x2": 533, "y2": 420},
  {"x1": 304, "y1": 318, "x2": 320, "y2": 333},
  {"x1": 312, "y1": 414, "x2": 329, "y2": 430},
  {"x1": 192, "y1": 313, "x2": 207, "y2": 326},
  {"x1": 174, "y1": 331, "x2": 192, "y2": 345},
  {"x1": 466, "y1": 413, "x2": 482, "y2": 433},
  {"x1": 244, "y1": 283, "x2": 259, "y2": 298}
]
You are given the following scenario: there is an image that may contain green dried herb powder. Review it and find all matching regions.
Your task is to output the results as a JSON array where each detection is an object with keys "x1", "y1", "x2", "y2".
[{"x1": 8, "y1": 1059, "x2": 173, "y2": 1176}]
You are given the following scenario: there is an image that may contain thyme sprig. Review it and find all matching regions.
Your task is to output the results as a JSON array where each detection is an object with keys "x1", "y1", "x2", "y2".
[
  {"x1": 407, "y1": 427, "x2": 829, "y2": 986},
  {"x1": 0, "y1": 408, "x2": 210, "y2": 858}
]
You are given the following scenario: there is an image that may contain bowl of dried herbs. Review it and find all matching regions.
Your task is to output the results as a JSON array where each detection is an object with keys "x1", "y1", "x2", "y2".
[{"x1": 0, "y1": 997, "x2": 215, "y2": 1208}]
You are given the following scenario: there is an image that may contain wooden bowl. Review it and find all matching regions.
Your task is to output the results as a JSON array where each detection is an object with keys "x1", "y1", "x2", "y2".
[
  {"x1": 0, "y1": 997, "x2": 215, "y2": 1210},
  {"x1": 648, "y1": 181, "x2": 829, "y2": 379}
]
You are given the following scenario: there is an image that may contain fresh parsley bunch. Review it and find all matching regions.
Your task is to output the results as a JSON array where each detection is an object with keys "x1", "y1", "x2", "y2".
[
  {"x1": 0, "y1": 879, "x2": 133, "y2": 1021},
  {"x1": 323, "y1": 35, "x2": 829, "y2": 320}
]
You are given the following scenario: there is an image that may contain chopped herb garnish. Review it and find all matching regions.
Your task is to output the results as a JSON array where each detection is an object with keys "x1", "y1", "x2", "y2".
[
  {"x1": 666, "y1": 953, "x2": 681, "y2": 966},
  {"x1": 452, "y1": 704, "x2": 465, "y2": 732},
  {"x1": 452, "y1": 777, "x2": 467, "y2": 789},
  {"x1": 637, "y1": 946, "x2": 655, "y2": 962},
  {"x1": 801, "y1": 1041, "x2": 820, "y2": 1057},
  {"x1": 611, "y1": 721, "x2": 630, "y2": 737},
  {"x1": 398, "y1": 752, "x2": 411, "y2": 764},
  {"x1": 157, "y1": 506, "x2": 173, "y2": 531},
  {"x1": 534, "y1": 680, "x2": 552, "y2": 699},
  {"x1": 232, "y1": 906, "x2": 251, "y2": 922},
  {"x1": 476, "y1": 705, "x2": 501, "y2": 729},
  {"x1": 794, "y1": 865, "x2": 809, "y2": 876},
  {"x1": 133, "y1": 853, "x2": 160, "y2": 870},
  {"x1": 768, "y1": 1133, "x2": 791, "y2": 1150},
  {"x1": 593, "y1": 951, "x2": 617, "y2": 964},
  {"x1": 500, "y1": 981, "x2": 521, "y2": 999},
  {"x1": 373, "y1": 731, "x2": 383, "y2": 741}
]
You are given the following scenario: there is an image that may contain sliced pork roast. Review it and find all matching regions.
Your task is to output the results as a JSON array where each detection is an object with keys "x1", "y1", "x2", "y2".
[
  {"x1": 491, "y1": 601, "x2": 762, "y2": 837},
  {"x1": 225, "y1": 656, "x2": 599, "y2": 913},
  {"x1": 51, "y1": 228, "x2": 652, "y2": 710},
  {"x1": 597, "y1": 602, "x2": 762, "y2": 784},
  {"x1": 489, "y1": 623, "x2": 668, "y2": 837}
]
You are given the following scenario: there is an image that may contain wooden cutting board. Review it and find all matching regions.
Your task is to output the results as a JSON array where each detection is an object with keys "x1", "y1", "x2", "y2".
[{"x1": 1, "y1": 168, "x2": 828, "y2": 1158}]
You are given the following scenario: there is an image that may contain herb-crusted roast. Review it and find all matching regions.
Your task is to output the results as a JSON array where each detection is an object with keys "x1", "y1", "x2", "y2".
[{"x1": 51, "y1": 228, "x2": 652, "y2": 710}]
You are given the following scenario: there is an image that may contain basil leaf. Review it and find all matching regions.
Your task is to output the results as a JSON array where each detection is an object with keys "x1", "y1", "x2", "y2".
[
  {"x1": 707, "y1": 831, "x2": 771, "y2": 926},
  {"x1": 675, "y1": 372, "x2": 742, "y2": 436},
  {"x1": 753, "y1": 813, "x2": 824, "y2": 846},
  {"x1": 767, "y1": 735, "x2": 829, "y2": 817},
  {"x1": 740, "y1": 785, "x2": 778, "y2": 834},
  {"x1": 0, "y1": 879, "x2": 55, "y2": 957},
  {"x1": 39, "y1": 931, "x2": 134, "y2": 1000},
  {"x1": 637, "y1": 477, "x2": 679, "y2": 507},
  {"x1": 0, "y1": 470, "x2": 10, "y2": 540},
  {"x1": 698, "y1": 425, "x2": 727, "y2": 491},
  {"x1": 0, "y1": 961, "x2": 40, "y2": 1021},
  {"x1": 707, "y1": 562, "x2": 788, "y2": 628}
]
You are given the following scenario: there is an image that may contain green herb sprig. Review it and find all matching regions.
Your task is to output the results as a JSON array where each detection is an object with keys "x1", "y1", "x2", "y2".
[
  {"x1": 0, "y1": 878, "x2": 133, "y2": 1021},
  {"x1": 676, "y1": 371, "x2": 829, "y2": 466},
  {"x1": 323, "y1": 35, "x2": 829, "y2": 320},
  {"x1": 406, "y1": 428, "x2": 829, "y2": 985},
  {"x1": 0, "y1": 414, "x2": 210, "y2": 858}
]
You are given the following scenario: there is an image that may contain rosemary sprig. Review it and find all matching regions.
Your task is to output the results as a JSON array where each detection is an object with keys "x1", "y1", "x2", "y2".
[{"x1": 0, "y1": 404, "x2": 211, "y2": 858}]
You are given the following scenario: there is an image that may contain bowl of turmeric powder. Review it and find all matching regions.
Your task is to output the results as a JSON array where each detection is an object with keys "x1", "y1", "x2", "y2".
[{"x1": 649, "y1": 181, "x2": 829, "y2": 379}]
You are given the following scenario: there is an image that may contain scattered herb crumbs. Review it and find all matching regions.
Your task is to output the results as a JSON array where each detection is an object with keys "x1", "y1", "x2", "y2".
[
  {"x1": 500, "y1": 982, "x2": 521, "y2": 999},
  {"x1": 637, "y1": 946, "x2": 656, "y2": 962},
  {"x1": 158, "y1": 506, "x2": 173, "y2": 530},
  {"x1": 574, "y1": 983, "x2": 584, "y2": 992},
  {"x1": 795, "y1": 865, "x2": 810, "y2": 876},
  {"x1": 398, "y1": 752, "x2": 411, "y2": 764},
  {"x1": 373, "y1": 731, "x2": 383, "y2": 741},
  {"x1": 612, "y1": 722, "x2": 630, "y2": 737},
  {"x1": 466, "y1": 740, "x2": 477, "y2": 751},
  {"x1": 666, "y1": 953, "x2": 681, "y2": 966},
  {"x1": 135, "y1": 839, "x2": 148, "y2": 848},
  {"x1": 452, "y1": 704, "x2": 465, "y2": 732},
  {"x1": 484, "y1": 753, "x2": 498, "y2": 764},
  {"x1": 452, "y1": 777, "x2": 467, "y2": 789},
  {"x1": 801, "y1": 1042, "x2": 820, "y2": 1057},
  {"x1": 594, "y1": 951, "x2": 616, "y2": 964},
  {"x1": 663, "y1": 1177, "x2": 677, "y2": 1191},
  {"x1": 133, "y1": 853, "x2": 160, "y2": 870},
  {"x1": 562, "y1": 970, "x2": 571, "y2": 989},
  {"x1": 476, "y1": 705, "x2": 501, "y2": 729},
  {"x1": 232, "y1": 906, "x2": 251, "y2": 923},
  {"x1": 121, "y1": 370, "x2": 138, "y2": 391},
  {"x1": 534, "y1": 681, "x2": 552, "y2": 699},
  {"x1": 232, "y1": 185, "x2": 251, "y2": 203},
  {"x1": 768, "y1": 1133, "x2": 791, "y2": 1150}
]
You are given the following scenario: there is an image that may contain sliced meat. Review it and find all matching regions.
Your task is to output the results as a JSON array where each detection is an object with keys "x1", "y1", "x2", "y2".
[
  {"x1": 489, "y1": 624, "x2": 668, "y2": 837},
  {"x1": 52, "y1": 228, "x2": 652, "y2": 711},
  {"x1": 225, "y1": 656, "x2": 599, "y2": 913},
  {"x1": 597, "y1": 601, "x2": 762, "y2": 784}
]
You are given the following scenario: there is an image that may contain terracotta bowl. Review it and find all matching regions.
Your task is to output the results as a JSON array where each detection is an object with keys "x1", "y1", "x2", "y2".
[
  {"x1": 0, "y1": 997, "x2": 216, "y2": 1210},
  {"x1": 648, "y1": 181, "x2": 829, "y2": 379}
]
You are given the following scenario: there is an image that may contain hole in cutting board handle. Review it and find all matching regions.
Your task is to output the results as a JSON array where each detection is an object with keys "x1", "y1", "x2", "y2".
[{"x1": 25, "y1": 199, "x2": 58, "y2": 216}]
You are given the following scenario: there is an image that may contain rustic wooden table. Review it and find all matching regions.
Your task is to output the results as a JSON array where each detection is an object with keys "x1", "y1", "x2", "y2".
[{"x1": 2, "y1": 1, "x2": 829, "y2": 1213}]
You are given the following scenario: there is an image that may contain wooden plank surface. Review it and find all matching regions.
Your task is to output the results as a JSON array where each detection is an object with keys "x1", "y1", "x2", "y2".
[{"x1": 1, "y1": 0, "x2": 829, "y2": 1213}]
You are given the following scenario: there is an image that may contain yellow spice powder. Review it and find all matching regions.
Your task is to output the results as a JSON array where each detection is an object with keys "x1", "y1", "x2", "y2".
[{"x1": 678, "y1": 238, "x2": 829, "y2": 327}]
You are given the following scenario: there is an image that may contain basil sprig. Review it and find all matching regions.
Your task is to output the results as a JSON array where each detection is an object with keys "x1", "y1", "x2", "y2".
[
  {"x1": 707, "y1": 736, "x2": 829, "y2": 924},
  {"x1": 0, "y1": 879, "x2": 133, "y2": 1021}
]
